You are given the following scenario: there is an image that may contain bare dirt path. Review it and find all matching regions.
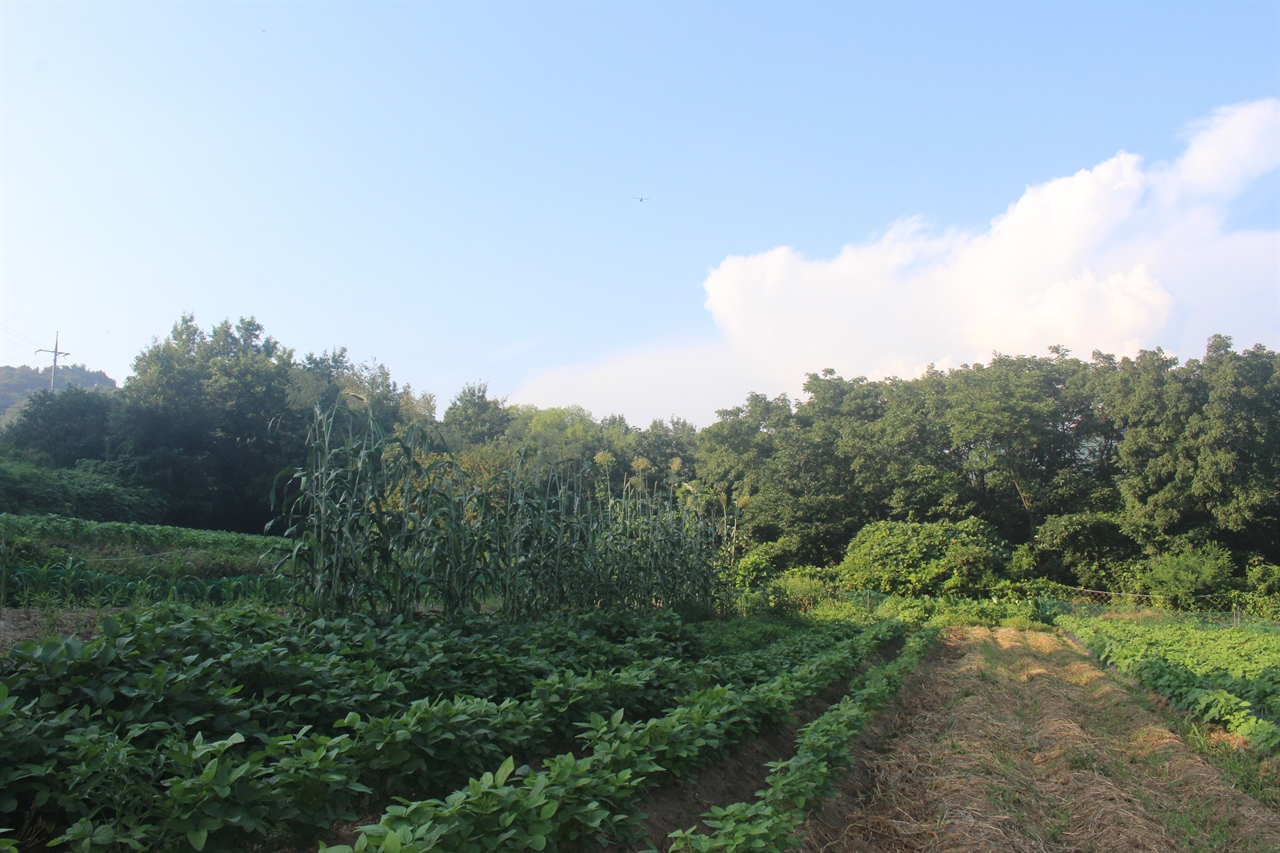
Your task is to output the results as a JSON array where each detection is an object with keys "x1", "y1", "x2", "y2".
[
  {"x1": 801, "y1": 627, "x2": 1280, "y2": 853},
  {"x1": 0, "y1": 606, "x2": 109, "y2": 650}
]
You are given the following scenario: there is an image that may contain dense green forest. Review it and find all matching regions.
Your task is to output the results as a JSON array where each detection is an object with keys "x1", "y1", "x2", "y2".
[{"x1": 2, "y1": 314, "x2": 1277, "y2": 601}]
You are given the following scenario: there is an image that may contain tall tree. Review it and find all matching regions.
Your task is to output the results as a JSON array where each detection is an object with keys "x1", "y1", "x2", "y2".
[
  {"x1": 443, "y1": 382, "x2": 511, "y2": 449},
  {"x1": 111, "y1": 315, "x2": 299, "y2": 532},
  {"x1": 1112, "y1": 336, "x2": 1280, "y2": 563},
  {"x1": 3, "y1": 386, "x2": 114, "y2": 468}
]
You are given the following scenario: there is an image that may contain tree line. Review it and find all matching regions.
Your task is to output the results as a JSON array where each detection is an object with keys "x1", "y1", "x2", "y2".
[
  {"x1": 0, "y1": 315, "x2": 696, "y2": 533},
  {"x1": 698, "y1": 338, "x2": 1278, "y2": 598},
  {"x1": 2, "y1": 315, "x2": 1277, "y2": 597}
]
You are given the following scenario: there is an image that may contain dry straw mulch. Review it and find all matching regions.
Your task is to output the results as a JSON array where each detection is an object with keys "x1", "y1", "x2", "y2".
[{"x1": 801, "y1": 626, "x2": 1280, "y2": 853}]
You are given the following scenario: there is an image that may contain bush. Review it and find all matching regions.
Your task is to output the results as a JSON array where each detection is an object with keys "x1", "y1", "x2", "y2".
[
  {"x1": 1142, "y1": 540, "x2": 1235, "y2": 609},
  {"x1": 998, "y1": 614, "x2": 1054, "y2": 632},
  {"x1": 728, "y1": 566, "x2": 834, "y2": 617},
  {"x1": 836, "y1": 518, "x2": 1009, "y2": 598},
  {"x1": 0, "y1": 459, "x2": 164, "y2": 523},
  {"x1": 1246, "y1": 559, "x2": 1280, "y2": 596},
  {"x1": 732, "y1": 535, "x2": 804, "y2": 588},
  {"x1": 767, "y1": 567, "x2": 833, "y2": 612},
  {"x1": 1031, "y1": 513, "x2": 1141, "y2": 589}
]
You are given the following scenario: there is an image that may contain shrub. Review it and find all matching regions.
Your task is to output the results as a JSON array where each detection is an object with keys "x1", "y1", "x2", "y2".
[
  {"x1": 836, "y1": 518, "x2": 1009, "y2": 598},
  {"x1": 767, "y1": 568, "x2": 832, "y2": 612},
  {"x1": 731, "y1": 535, "x2": 804, "y2": 588},
  {"x1": 1142, "y1": 540, "x2": 1235, "y2": 609},
  {"x1": 0, "y1": 460, "x2": 164, "y2": 523},
  {"x1": 1030, "y1": 513, "x2": 1140, "y2": 589}
]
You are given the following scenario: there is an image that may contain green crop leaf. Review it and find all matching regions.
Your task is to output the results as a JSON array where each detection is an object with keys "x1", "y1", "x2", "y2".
[{"x1": 186, "y1": 828, "x2": 208, "y2": 851}]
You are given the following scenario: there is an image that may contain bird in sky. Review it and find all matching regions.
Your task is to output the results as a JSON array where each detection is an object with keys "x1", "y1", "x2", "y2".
[{"x1": 633, "y1": 197, "x2": 651, "y2": 203}]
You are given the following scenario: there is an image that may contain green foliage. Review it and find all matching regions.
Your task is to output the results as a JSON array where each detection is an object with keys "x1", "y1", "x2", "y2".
[
  {"x1": 1, "y1": 513, "x2": 282, "y2": 557},
  {"x1": 665, "y1": 627, "x2": 938, "y2": 852},
  {"x1": 1059, "y1": 615, "x2": 1280, "y2": 752},
  {"x1": 443, "y1": 383, "x2": 512, "y2": 449},
  {"x1": 2, "y1": 601, "x2": 896, "y2": 852},
  {"x1": 836, "y1": 517, "x2": 1010, "y2": 598},
  {"x1": 732, "y1": 535, "x2": 804, "y2": 588},
  {"x1": 0, "y1": 461, "x2": 164, "y2": 523},
  {"x1": 334, "y1": 618, "x2": 902, "y2": 853},
  {"x1": 1141, "y1": 540, "x2": 1236, "y2": 609},
  {"x1": 699, "y1": 338, "x2": 1278, "y2": 596},
  {"x1": 765, "y1": 568, "x2": 833, "y2": 613},
  {"x1": 0, "y1": 363, "x2": 115, "y2": 428},
  {"x1": 0, "y1": 513, "x2": 286, "y2": 601},
  {"x1": 864, "y1": 593, "x2": 1047, "y2": 629},
  {"x1": 3, "y1": 386, "x2": 114, "y2": 467},
  {"x1": 0, "y1": 565, "x2": 289, "y2": 607},
  {"x1": 1109, "y1": 338, "x2": 1280, "y2": 568},
  {"x1": 279, "y1": 401, "x2": 728, "y2": 620},
  {"x1": 1029, "y1": 512, "x2": 1141, "y2": 589},
  {"x1": 110, "y1": 315, "x2": 305, "y2": 533},
  {"x1": 1246, "y1": 559, "x2": 1280, "y2": 596}
]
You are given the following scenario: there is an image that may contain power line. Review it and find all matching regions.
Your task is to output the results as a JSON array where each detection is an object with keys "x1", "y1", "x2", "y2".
[
  {"x1": 1, "y1": 323, "x2": 48, "y2": 353},
  {"x1": 35, "y1": 332, "x2": 70, "y2": 392}
]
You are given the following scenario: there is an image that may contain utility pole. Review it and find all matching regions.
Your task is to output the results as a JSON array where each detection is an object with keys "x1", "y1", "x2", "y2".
[{"x1": 35, "y1": 332, "x2": 70, "y2": 392}]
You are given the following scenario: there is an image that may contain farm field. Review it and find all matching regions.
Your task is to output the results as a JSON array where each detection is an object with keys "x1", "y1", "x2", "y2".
[
  {"x1": 3, "y1": 602, "x2": 1278, "y2": 853},
  {"x1": 0, "y1": 601, "x2": 934, "y2": 852},
  {"x1": 1057, "y1": 613, "x2": 1280, "y2": 750},
  {"x1": 2, "y1": 512, "x2": 1278, "y2": 853},
  {"x1": 0, "y1": 514, "x2": 291, "y2": 611}
]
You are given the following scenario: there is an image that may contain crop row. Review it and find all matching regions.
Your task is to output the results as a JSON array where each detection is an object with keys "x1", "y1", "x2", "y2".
[
  {"x1": 666, "y1": 626, "x2": 938, "y2": 851},
  {"x1": 319, "y1": 621, "x2": 907, "y2": 853},
  {"x1": 1, "y1": 566, "x2": 290, "y2": 607},
  {"x1": 0, "y1": 514, "x2": 284, "y2": 558},
  {"x1": 3, "y1": 606, "x2": 702, "y2": 734},
  {"x1": 10, "y1": 621, "x2": 898, "y2": 852},
  {"x1": 1058, "y1": 615, "x2": 1280, "y2": 751},
  {"x1": 4, "y1": 605, "x2": 864, "y2": 749},
  {"x1": 3, "y1": 608, "x2": 891, "y2": 851}
]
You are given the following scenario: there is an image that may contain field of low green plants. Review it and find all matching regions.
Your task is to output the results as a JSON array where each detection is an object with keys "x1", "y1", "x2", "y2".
[
  {"x1": 1058, "y1": 613, "x2": 1280, "y2": 751},
  {"x1": 0, "y1": 599, "x2": 933, "y2": 853},
  {"x1": 0, "y1": 513, "x2": 291, "y2": 610}
]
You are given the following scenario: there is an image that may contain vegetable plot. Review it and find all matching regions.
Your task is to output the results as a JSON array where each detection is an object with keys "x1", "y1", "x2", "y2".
[
  {"x1": 323, "y1": 620, "x2": 911, "y2": 853},
  {"x1": 1, "y1": 605, "x2": 900, "y2": 852},
  {"x1": 1058, "y1": 615, "x2": 1280, "y2": 751}
]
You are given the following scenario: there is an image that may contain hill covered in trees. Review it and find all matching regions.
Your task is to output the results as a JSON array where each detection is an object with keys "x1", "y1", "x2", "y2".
[
  {"x1": 2, "y1": 314, "x2": 1276, "y2": 600},
  {"x1": 0, "y1": 363, "x2": 116, "y2": 426}
]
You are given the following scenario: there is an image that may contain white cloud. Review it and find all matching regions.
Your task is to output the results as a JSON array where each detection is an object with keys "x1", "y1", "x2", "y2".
[{"x1": 515, "y1": 99, "x2": 1280, "y2": 426}]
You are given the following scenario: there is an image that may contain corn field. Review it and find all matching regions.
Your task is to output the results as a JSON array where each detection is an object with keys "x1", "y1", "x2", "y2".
[{"x1": 275, "y1": 402, "x2": 731, "y2": 619}]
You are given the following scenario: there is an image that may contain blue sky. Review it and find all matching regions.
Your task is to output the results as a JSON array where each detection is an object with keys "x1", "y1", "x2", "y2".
[{"x1": 3, "y1": 1, "x2": 1278, "y2": 425}]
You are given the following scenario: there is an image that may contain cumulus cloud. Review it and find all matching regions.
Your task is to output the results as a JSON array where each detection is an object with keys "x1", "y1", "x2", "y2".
[{"x1": 515, "y1": 99, "x2": 1280, "y2": 426}]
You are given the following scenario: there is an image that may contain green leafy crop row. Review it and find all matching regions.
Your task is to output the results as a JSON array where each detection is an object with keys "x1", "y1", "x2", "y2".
[
  {"x1": 666, "y1": 627, "x2": 937, "y2": 851},
  {"x1": 0, "y1": 514, "x2": 284, "y2": 559},
  {"x1": 1058, "y1": 615, "x2": 1280, "y2": 751},
  {"x1": 318, "y1": 620, "x2": 906, "y2": 853},
  {"x1": 2, "y1": 604, "x2": 887, "y2": 851},
  {"x1": 1, "y1": 566, "x2": 290, "y2": 607}
]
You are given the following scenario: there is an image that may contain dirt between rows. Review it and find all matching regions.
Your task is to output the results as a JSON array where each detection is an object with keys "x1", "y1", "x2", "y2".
[
  {"x1": 0, "y1": 606, "x2": 110, "y2": 650},
  {"x1": 794, "y1": 627, "x2": 1280, "y2": 853},
  {"x1": 607, "y1": 678, "x2": 855, "y2": 850}
]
